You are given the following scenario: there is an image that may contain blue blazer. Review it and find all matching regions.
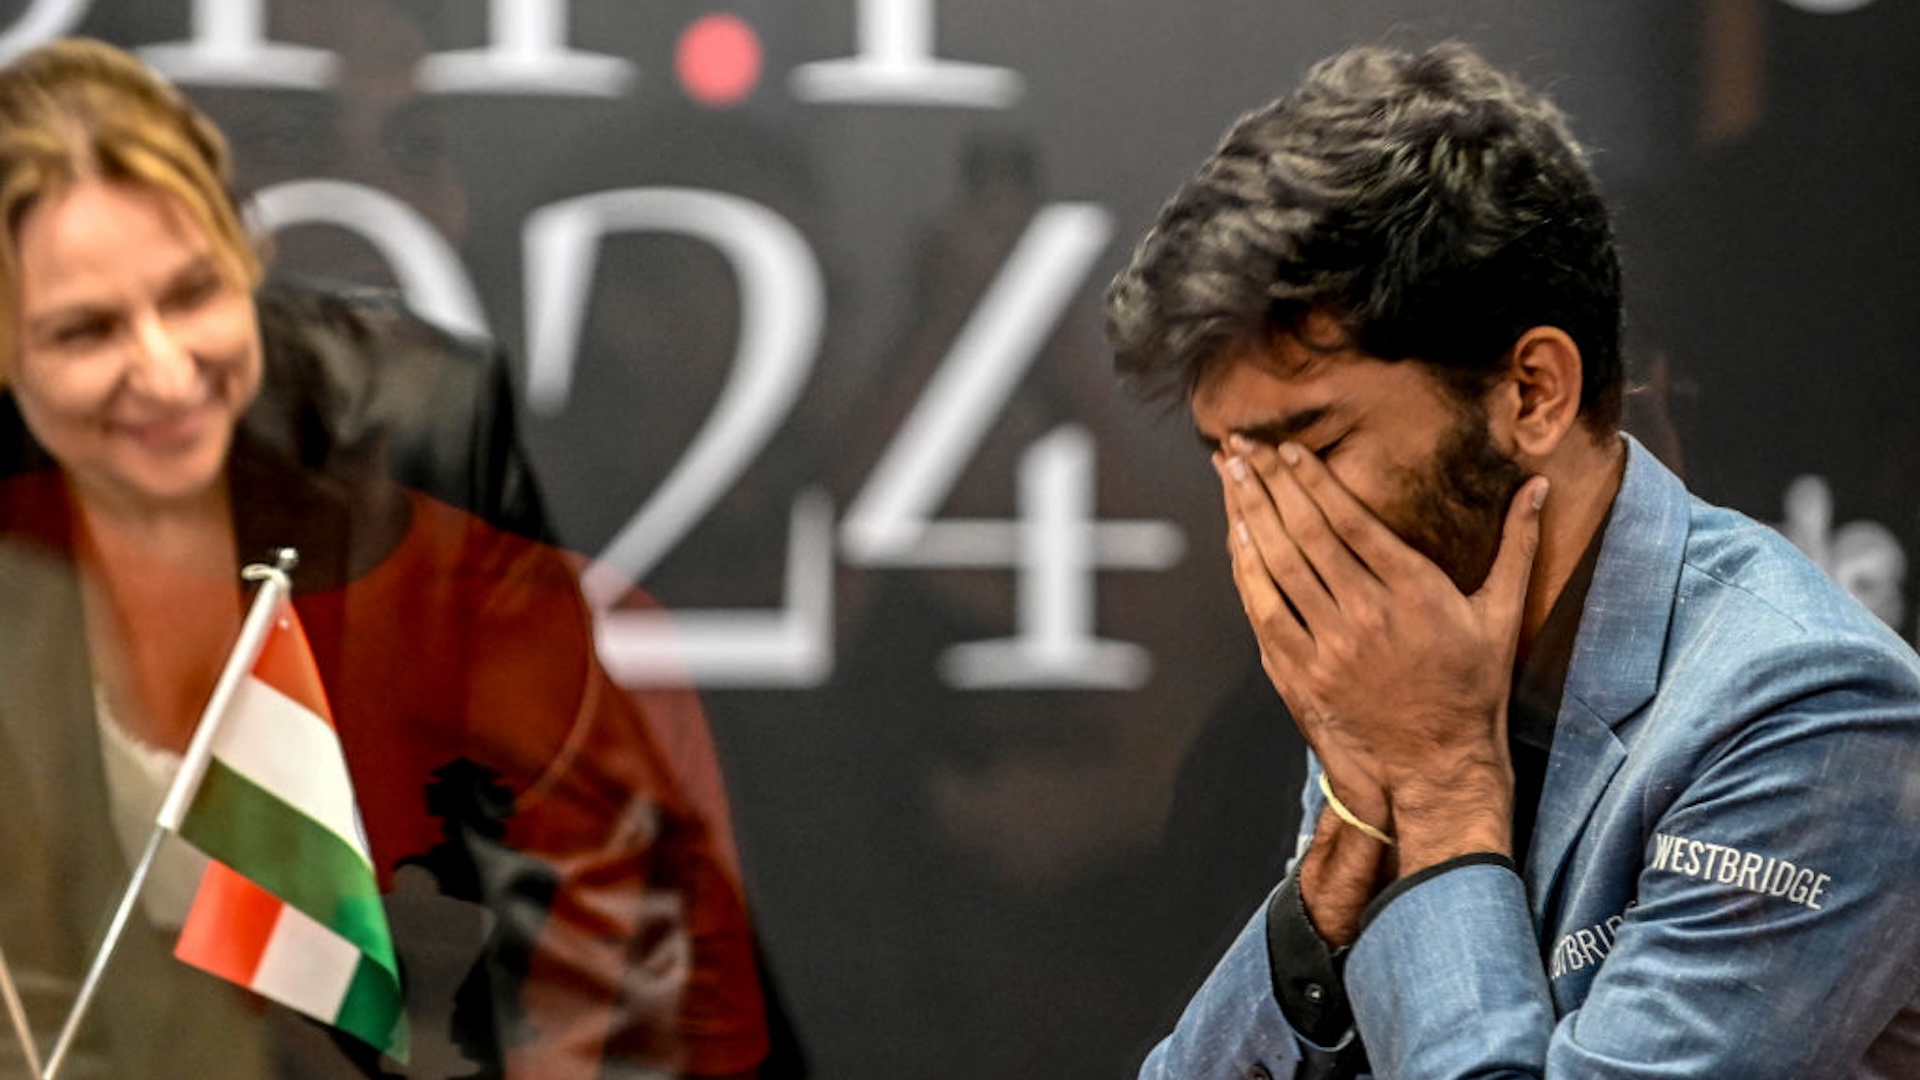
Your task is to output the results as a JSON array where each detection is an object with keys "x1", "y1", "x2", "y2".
[{"x1": 1142, "y1": 438, "x2": 1920, "y2": 1079}]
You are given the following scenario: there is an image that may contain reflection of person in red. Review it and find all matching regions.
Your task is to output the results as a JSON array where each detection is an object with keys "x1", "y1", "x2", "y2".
[{"x1": 0, "y1": 39, "x2": 766, "y2": 1079}]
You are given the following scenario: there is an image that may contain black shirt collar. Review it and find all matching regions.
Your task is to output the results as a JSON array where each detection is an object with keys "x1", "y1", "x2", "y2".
[{"x1": 1507, "y1": 511, "x2": 1611, "y2": 867}]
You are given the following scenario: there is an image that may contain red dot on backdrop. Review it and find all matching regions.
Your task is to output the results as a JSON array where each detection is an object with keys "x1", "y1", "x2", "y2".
[{"x1": 676, "y1": 14, "x2": 763, "y2": 107}]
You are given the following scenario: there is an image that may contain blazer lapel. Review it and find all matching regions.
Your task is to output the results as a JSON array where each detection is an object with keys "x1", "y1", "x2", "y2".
[{"x1": 1527, "y1": 437, "x2": 1692, "y2": 915}]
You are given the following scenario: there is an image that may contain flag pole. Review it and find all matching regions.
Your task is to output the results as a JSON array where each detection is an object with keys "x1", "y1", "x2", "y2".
[
  {"x1": 0, "y1": 939, "x2": 43, "y2": 1078},
  {"x1": 41, "y1": 550, "x2": 299, "y2": 1080}
]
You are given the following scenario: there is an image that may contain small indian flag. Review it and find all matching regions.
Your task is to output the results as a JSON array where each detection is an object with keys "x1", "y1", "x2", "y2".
[{"x1": 171, "y1": 601, "x2": 408, "y2": 1061}]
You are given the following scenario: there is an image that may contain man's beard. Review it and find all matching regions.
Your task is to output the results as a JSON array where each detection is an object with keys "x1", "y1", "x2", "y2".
[{"x1": 1388, "y1": 398, "x2": 1530, "y2": 593}]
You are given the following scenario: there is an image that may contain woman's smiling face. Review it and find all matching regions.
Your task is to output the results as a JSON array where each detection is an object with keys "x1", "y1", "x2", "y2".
[{"x1": 9, "y1": 178, "x2": 261, "y2": 517}]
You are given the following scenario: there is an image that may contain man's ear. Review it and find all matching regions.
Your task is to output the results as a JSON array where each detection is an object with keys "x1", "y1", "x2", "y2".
[{"x1": 1500, "y1": 326, "x2": 1584, "y2": 459}]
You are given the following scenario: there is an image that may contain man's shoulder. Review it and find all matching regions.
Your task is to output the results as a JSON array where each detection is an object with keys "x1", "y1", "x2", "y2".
[
  {"x1": 1582, "y1": 446, "x2": 1920, "y2": 732},
  {"x1": 1636, "y1": 494, "x2": 1920, "y2": 737},
  {"x1": 1572, "y1": 441, "x2": 1911, "y2": 690},
  {"x1": 1676, "y1": 494, "x2": 1913, "y2": 657}
]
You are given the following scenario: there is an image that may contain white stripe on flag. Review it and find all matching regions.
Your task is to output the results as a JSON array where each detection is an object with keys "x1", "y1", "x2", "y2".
[
  {"x1": 251, "y1": 901, "x2": 363, "y2": 1023},
  {"x1": 212, "y1": 677, "x2": 369, "y2": 863}
]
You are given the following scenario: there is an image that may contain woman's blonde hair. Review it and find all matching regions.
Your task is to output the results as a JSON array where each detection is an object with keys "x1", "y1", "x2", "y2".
[{"x1": 0, "y1": 38, "x2": 262, "y2": 378}]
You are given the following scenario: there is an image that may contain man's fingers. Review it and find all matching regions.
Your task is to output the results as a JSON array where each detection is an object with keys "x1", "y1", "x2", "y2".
[
  {"x1": 1270, "y1": 439, "x2": 1433, "y2": 582},
  {"x1": 1475, "y1": 475, "x2": 1550, "y2": 628},
  {"x1": 1216, "y1": 450, "x2": 1342, "y2": 635},
  {"x1": 1216, "y1": 458, "x2": 1315, "y2": 659},
  {"x1": 1231, "y1": 438, "x2": 1383, "y2": 604}
]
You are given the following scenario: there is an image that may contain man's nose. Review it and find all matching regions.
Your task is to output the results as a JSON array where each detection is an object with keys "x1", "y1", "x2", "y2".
[{"x1": 125, "y1": 312, "x2": 198, "y2": 400}]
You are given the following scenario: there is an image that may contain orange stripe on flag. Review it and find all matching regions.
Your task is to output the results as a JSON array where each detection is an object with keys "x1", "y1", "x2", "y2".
[
  {"x1": 175, "y1": 860, "x2": 282, "y2": 985},
  {"x1": 250, "y1": 606, "x2": 335, "y2": 728}
]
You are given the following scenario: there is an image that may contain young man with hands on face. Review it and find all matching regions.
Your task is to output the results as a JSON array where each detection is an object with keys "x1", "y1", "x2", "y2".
[{"x1": 1107, "y1": 42, "x2": 1920, "y2": 1080}]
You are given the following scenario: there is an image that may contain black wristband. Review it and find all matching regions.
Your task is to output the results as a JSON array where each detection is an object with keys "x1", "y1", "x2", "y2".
[{"x1": 1266, "y1": 868, "x2": 1355, "y2": 1047}]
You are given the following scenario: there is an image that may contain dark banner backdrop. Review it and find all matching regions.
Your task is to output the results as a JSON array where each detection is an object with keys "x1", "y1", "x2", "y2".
[{"x1": 17, "y1": 1, "x2": 1918, "y2": 1076}]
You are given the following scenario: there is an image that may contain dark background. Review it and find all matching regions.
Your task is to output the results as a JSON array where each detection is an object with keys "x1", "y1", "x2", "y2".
[{"x1": 16, "y1": 0, "x2": 1918, "y2": 1075}]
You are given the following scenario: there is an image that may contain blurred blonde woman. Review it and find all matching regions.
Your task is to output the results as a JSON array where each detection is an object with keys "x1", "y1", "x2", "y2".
[{"x1": 0, "y1": 38, "x2": 767, "y2": 1080}]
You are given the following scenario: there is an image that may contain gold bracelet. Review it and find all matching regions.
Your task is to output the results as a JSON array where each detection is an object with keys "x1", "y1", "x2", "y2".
[{"x1": 1318, "y1": 771, "x2": 1396, "y2": 847}]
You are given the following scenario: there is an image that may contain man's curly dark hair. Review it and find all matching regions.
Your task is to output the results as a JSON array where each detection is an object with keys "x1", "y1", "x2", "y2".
[{"x1": 1105, "y1": 42, "x2": 1623, "y2": 431}]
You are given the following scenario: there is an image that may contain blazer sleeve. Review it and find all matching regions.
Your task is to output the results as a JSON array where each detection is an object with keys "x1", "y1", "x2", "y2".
[
  {"x1": 1344, "y1": 636, "x2": 1920, "y2": 1080},
  {"x1": 1138, "y1": 757, "x2": 1371, "y2": 1080},
  {"x1": 1137, "y1": 899, "x2": 1308, "y2": 1080}
]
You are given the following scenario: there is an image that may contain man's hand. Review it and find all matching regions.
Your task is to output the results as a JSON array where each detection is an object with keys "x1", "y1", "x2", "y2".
[
  {"x1": 1296, "y1": 801, "x2": 1396, "y2": 947},
  {"x1": 1216, "y1": 437, "x2": 1547, "y2": 884}
]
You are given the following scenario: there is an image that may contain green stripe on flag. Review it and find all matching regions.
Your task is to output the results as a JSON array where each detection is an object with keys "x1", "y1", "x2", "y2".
[
  {"x1": 337, "y1": 954, "x2": 409, "y2": 1062},
  {"x1": 180, "y1": 760, "x2": 398, "y2": 975}
]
